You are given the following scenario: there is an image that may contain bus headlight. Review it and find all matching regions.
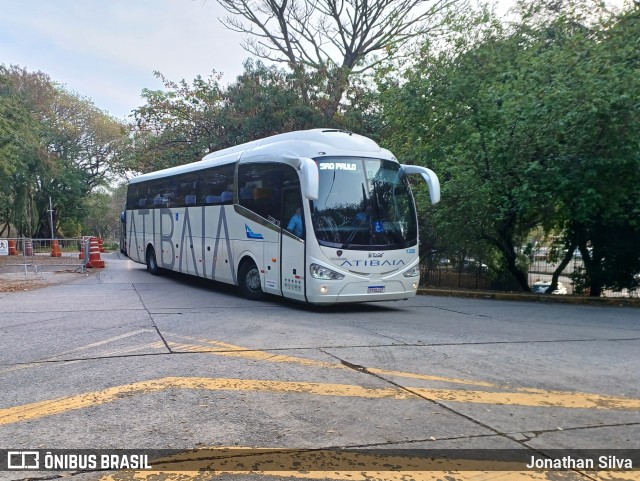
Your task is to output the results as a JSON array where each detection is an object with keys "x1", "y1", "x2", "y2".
[
  {"x1": 310, "y1": 263, "x2": 345, "y2": 280},
  {"x1": 403, "y1": 265, "x2": 421, "y2": 277}
]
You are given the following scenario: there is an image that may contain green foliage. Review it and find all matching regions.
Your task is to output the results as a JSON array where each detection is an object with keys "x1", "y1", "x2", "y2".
[
  {"x1": 0, "y1": 74, "x2": 39, "y2": 236},
  {"x1": 553, "y1": 6, "x2": 640, "y2": 295},
  {"x1": 126, "y1": 59, "x2": 380, "y2": 174},
  {"x1": 82, "y1": 190, "x2": 113, "y2": 239},
  {"x1": 378, "y1": 1, "x2": 640, "y2": 294},
  {"x1": 126, "y1": 61, "x2": 317, "y2": 174},
  {"x1": 0, "y1": 65, "x2": 127, "y2": 238},
  {"x1": 81, "y1": 182, "x2": 127, "y2": 240}
]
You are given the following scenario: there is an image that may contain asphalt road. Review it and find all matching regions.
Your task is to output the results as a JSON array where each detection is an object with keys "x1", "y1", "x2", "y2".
[{"x1": 1, "y1": 252, "x2": 639, "y2": 481}]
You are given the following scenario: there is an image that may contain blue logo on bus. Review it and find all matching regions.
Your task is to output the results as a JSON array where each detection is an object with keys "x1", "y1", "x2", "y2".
[{"x1": 245, "y1": 224, "x2": 264, "y2": 240}]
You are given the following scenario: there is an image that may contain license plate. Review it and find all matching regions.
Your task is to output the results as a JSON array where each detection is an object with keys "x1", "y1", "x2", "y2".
[{"x1": 368, "y1": 286, "x2": 385, "y2": 293}]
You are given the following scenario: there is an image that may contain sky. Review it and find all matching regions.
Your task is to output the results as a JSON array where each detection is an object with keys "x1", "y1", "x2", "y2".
[
  {"x1": 0, "y1": 0, "x2": 249, "y2": 120},
  {"x1": 1, "y1": 0, "x2": 627, "y2": 122}
]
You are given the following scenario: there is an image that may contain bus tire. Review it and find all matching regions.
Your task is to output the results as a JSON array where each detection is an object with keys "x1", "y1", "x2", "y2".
[
  {"x1": 146, "y1": 246, "x2": 161, "y2": 275},
  {"x1": 238, "y1": 260, "x2": 265, "y2": 301}
]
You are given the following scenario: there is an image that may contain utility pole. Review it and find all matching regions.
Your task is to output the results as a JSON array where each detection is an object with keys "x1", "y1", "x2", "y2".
[{"x1": 48, "y1": 196, "x2": 55, "y2": 239}]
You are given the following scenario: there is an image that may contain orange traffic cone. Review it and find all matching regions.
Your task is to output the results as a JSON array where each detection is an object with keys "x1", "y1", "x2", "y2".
[
  {"x1": 51, "y1": 240, "x2": 62, "y2": 257},
  {"x1": 97, "y1": 238, "x2": 105, "y2": 253},
  {"x1": 25, "y1": 239, "x2": 33, "y2": 256},
  {"x1": 8, "y1": 240, "x2": 18, "y2": 255},
  {"x1": 86, "y1": 237, "x2": 105, "y2": 268}
]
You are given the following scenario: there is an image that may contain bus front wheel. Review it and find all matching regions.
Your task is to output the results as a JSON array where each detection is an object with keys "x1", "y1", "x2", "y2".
[
  {"x1": 146, "y1": 246, "x2": 161, "y2": 275},
  {"x1": 238, "y1": 260, "x2": 265, "y2": 301}
]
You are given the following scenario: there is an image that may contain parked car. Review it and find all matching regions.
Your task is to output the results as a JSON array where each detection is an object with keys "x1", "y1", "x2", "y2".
[{"x1": 531, "y1": 281, "x2": 568, "y2": 295}]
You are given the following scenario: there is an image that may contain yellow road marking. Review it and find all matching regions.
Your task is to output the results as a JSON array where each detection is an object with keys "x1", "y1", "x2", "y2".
[
  {"x1": 3, "y1": 334, "x2": 640, "y2": 481},
  {"x1": 3, "y1": 335, "x2": 640, "y2": 428},
  {"x1": 164, "y1": 335, "x2": 640, "y2": 410},
  {"x1": 367, "y1": 366, "x2": 495, "y2": 387},
  {"x1": 102, "y1": 471, "x2": 559, "y2": 481},
  {"x1": 0, "y1": 377, "x2": 415, "y2": 426},
  {"x1": 165, "y1": 334, "x2": 496, "y2": 387},
  {"x1": 2, "y1": 375, "x2": 640, "y2": 427},
  {"x1": 97, "y1": 448, "x2": 640, "y2": 481},
  {"x1": 409, "y1": 387, "x2": 640, "y2": 410}
]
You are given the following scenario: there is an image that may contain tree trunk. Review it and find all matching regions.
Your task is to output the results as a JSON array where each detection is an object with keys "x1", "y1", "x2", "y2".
[
  {"x1": 550, "y1": 237, "x2": 577, "y2": 293},
  {"x1": 490, "y1": 227, "x2": 529, "y2": 291},
  {"x1": 323, "y1": 68, "x2": 351, "y2": 122},
  {"x1": 588, "y1": 280, "x2": 603, "y2": 297},
  {"x1": 504, "y1": 245, "x2": 529, "y2": 291},
  {"x1": 578, "y1": 242, "x2": 603, "y2": 297}
]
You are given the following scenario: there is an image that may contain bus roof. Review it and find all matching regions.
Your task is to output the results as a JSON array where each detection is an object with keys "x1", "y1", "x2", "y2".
[{"x1": 129, "y1": 129, "x2": 396, "y2": 184}]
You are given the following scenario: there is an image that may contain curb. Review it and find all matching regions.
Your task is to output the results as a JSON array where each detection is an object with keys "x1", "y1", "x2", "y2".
[{"x1": 417, "y1": 287, "x2": 640, "y2": 307}]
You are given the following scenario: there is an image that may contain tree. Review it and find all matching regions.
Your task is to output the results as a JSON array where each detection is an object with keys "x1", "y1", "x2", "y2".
[
  {"x1": 379, "y1": 7, "x2": 546, "y2": 290},
  {"x1": 214, "y1": 0, "x2": 463, "y2": 120},
  {"x1": 49, "y1": 91, "x2": 127, "y2": 190},
  {"x1": 545, "y1": 4, "x2": 640, "y2": 296},
  {"x1": 0, "y1": 73, "x2": 39, "y2": 236},
  {"x1": 82, "y1": 184, "x2": 127, "y2": 240},
  {"x1": 128, "y1": 60, "x2": 336, "y2": 174},
  {"x1": 378, "y1": 1, "x2": 640, "y2": 295},
  {"x1": 0, "y1": 65, "x2": 128, "y2": 237}
]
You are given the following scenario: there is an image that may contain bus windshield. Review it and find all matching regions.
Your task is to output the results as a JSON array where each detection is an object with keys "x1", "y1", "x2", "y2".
[{"x1": 311, "y1": 157, "x2": 417, "y2": 250}]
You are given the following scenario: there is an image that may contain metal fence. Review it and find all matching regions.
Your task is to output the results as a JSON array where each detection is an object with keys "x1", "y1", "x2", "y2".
[
  {"x1": 421, "y1": 253, "x2": 640, "y2": 298},
  {"x1": 0, "y1": 238, "x2": 90, "y2": 274}
]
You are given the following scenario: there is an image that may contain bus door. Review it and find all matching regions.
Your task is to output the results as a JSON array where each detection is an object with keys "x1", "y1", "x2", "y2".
[{"x1": 280, "y1": 185, "x2": 306, "y2": 302}]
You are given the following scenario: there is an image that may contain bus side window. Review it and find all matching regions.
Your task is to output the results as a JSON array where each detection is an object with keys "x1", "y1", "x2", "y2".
[
  {"x1": 253, "y1": 187, "x2": 272, "y2": 201},
  {"x1": 200, "y1": 164, "x2": 234, "y2": 206},
  {"x1": 221, "y1": 191, "x2": 233, "y2": 204},
  {"x1": 174, "y1": 172, "x2": 198, "y2": 207},
  {"x1": 127, "y1": 184, "x2": 138, "y2": 210},
  {"x1": 238, "y1": 163, "x2": 282, "y2": 223},
  {"x1": 240, "y1": 186, "x2": 253, "y2": 200}
]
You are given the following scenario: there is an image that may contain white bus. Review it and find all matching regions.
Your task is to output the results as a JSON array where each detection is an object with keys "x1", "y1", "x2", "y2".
[{"x1": 123, "y1": 129, "x2": 439, "y2": 304}]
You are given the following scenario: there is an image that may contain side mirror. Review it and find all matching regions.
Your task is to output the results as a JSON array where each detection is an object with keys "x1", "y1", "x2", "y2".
[
  {"x1": 120, "y1": 211, "x2": 126, "y2": 223},
  {"x1": 402, "y1": 164, "x2": 441, "y2": 204},
  {"x1": 299, "y1": 157, "x2": 319, "y2": 200}
]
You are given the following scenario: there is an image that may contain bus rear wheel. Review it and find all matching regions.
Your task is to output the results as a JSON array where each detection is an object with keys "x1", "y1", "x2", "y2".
[
  {"x1": 238, "y1": 260, "x2": 265, "y2": 301},
  {"x1": 146, "y1": 246, "x2": 161, "y2": 275}
]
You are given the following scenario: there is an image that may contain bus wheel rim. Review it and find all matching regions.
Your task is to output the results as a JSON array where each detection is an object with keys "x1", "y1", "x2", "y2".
[{"x1": 246, "y1": 266, "x2": 261, "y2": 292}]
